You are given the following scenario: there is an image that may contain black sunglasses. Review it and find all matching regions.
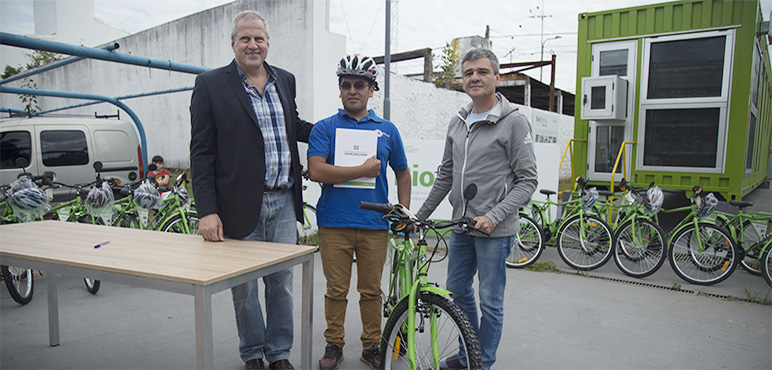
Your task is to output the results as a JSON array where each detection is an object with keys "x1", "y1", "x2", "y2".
[{"x1": 339, "y1": 81, "x2": 371, "y2": 90}]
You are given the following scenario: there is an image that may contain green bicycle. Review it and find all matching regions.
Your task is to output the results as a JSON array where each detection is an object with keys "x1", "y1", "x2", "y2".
[
  {"x1": 667, "y1": 186, "x2": 740, "y2": 286},
  {"x1": 516, "y1": 177, "x2": 615, "y2": 270},
  {"x1": 712, "y1": 201, "x2": 772, "y2": 276},
  {"x1": 359, "y1": 200, "x2": 482, "y2": 370}
]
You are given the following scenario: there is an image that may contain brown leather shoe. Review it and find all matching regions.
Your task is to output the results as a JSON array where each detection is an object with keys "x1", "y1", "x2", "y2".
[
  {"x1": 269, "y1": 359, "x2": 294, "y2": 370},
  {"x1": 245, "y1": 358, "x2": 265, "y2": 370}
]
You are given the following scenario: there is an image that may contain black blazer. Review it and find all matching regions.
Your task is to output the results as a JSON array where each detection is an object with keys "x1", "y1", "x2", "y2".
[{"x1": 190, "y1": 60, "x2": 313, "y2": 238}]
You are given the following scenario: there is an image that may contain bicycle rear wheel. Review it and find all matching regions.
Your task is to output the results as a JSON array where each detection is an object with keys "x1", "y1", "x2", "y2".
[
  {"x1": 296, "y1": 203, "x2": 318, "y2": 247},
  {"x1": 739, "y1": 220, "x2": 766, "y2": 275},
  {"x1": 557, "y1": 214, "x2": 614, "y2": 270},
  {"x1": 506, "y1": 215, "x2": 544, "y2": 268},
  {"x1": 668, "y1": 223, "x2": 738, "y2": 285},
  {"x1": 613, "y1": 218, "x2": 666, "y2": 278},
  {"x1": 1, "y1": 265, "x2": 33, "y2": 305},
  {"x1": 380, "y1": 292, "x2": 481, "y2": 370},
  {"x1": 761, "y1": 241, "x2": 772, "y2": 288}
]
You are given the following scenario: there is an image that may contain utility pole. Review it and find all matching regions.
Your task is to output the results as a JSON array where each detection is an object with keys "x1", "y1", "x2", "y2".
[{"x1": 529, "y1": 0, "x2": 552, "y2": 81}]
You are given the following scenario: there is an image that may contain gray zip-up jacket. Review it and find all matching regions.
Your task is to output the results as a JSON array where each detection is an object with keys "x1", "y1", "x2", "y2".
[{"x1": 417, "y1": 93, "x2": 538, "y2": 237}]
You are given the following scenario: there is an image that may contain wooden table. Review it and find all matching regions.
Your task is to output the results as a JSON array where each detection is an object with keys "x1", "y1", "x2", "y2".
[{"x1": 0, "y1": 221, "x2": 315, "y2": 369}]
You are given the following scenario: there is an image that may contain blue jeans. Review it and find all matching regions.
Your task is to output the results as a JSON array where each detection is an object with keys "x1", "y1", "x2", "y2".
[
  {"x1": 447, "y1": 231, "x2": 514, "y2": 370},
  {"x1": 230, "y1": 189, "x2": 297, "y2": 363}
]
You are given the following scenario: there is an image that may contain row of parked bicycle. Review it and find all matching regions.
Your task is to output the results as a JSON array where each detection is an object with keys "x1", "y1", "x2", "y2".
[
  {"x1": 0, "y1": 159, "x2": 198, "y2": 305},
  {"x1": 506, "y1": 177, "x2": 772, "y2": 288}
]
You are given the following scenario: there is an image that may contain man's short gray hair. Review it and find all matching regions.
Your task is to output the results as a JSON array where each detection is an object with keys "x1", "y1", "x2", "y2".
[
  {"x1": 231, "y1": 10, "x2": 269, "y2": 40},
  {"x1": 462, "y1": 49, "x2": 499, "y2": 75}
]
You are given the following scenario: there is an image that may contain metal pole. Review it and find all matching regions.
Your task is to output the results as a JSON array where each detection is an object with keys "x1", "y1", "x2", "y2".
[
  {"x1": 1, "y1": 43, "x2": 120, "y2": 85},
  {"x1": 0, "y1": 86, "x2": 149, "y2": 172},
  {"x1": 0, "y1": 32, "x2": 209, "y2": 75},
  {"x1": 384, "y1": 0, "x2": 391, "y2": 120}
]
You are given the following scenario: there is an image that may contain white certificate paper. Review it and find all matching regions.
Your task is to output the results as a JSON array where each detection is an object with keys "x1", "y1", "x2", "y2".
[{"x1": 334, "y1": 128, "x2": 377, "y2": 189}]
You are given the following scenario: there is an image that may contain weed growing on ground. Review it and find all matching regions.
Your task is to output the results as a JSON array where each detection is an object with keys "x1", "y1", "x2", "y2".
[
  {"x1": 672, "y1": 282, "x2": 682, "y2": 291},
  {"x1": 524, "y1": 261, "x2": 558, "y2": 272},
  {"x1": 738, "y1": 286, "x2": 772, "y2": 305}
]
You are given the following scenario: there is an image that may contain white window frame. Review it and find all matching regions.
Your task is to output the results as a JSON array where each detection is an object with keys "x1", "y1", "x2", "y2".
[
  {"x1": 745, "y1": 40, "x2": 761, "y2": 173},
  {"x1": 587, "y1": 40, "x2": 637, "y2": 181},
  {"x1": 637, "y1": 103, "x2": 729, "y2": 173},
  {"x1": 637, "y1": 29, "x2": 735, "y2": 173}
]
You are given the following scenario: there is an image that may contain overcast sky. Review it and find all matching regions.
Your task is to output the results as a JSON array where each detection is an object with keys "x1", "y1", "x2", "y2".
[{"x1": 1, "y1": 0, "x2": 771, "y2": 93}]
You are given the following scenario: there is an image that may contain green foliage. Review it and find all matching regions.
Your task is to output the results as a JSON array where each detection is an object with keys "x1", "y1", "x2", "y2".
[
  {"x1": 2, "y1": 65, "x2": 23, "y2": 79},
  {"x1": 672, "y1": 282, "x2": 682, "y2": 291},
  {"x1": 435, "y1": 39, "x2": 460, "y2": 85},
  {"x1": 1, "y1": 50, "x2": 62, "y2": 113},
  {"x1": 524, "y1": 261, "x2": 558, "y2": 272}
]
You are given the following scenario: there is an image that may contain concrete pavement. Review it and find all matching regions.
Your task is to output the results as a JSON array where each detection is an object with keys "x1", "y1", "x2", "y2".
[{"x1": 1, "y1": 243, "x2": 770, "y2": 369}]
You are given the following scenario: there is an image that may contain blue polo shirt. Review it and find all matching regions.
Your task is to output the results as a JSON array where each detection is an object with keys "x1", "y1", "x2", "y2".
[{"x1": 308, "y1": 109, "x2": 408, "y2": 229}]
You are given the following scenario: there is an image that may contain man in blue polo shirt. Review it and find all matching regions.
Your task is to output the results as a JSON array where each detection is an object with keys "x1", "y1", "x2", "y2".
[{"x1": 307, "y1": 54, "x2": 411, "y2": 370}]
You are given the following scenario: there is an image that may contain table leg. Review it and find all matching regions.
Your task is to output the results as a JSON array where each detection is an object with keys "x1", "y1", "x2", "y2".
[
  {"x1": 194, "y1": 286, "x2": 214, "y2": 369},
  {"x1": 301, "y1": 257, "x2": 314, "y2": 370},
  {"x1": 47, "y1": 272, "x2": 59, "y2": 347}
]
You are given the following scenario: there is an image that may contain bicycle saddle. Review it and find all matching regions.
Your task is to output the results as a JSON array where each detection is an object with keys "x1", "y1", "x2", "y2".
[
  {"x1": 729, "y1": 200, "x2": 753, "y2": 209},
  {"x1": 540, "y1": 189, "x2": 556, "y2": 196}
]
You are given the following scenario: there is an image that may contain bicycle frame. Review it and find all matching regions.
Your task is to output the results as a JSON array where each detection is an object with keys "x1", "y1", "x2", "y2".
[{"x1": 387, "y1": 225, "x2": 453, "y2": 368}]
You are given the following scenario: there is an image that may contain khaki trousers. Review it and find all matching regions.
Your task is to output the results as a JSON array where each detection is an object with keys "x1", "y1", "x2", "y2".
[{"x1": 318, "y1": 226, "x2": 389, "y2": 348}]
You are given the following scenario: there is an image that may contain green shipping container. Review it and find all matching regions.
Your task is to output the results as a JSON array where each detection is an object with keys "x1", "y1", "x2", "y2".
[{"x1": 573, "y1": 0, "x2": 772, "y2": 200}]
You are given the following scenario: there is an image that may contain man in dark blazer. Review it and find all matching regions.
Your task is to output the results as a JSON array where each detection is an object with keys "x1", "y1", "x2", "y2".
[{"x1": 189, "y1": 10, "x2": 312, "y2": 370}]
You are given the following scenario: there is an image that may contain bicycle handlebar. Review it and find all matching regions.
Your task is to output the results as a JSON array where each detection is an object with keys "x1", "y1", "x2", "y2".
[{"x1": 358, "y1": 201, "x2": 490, "y2": 236}]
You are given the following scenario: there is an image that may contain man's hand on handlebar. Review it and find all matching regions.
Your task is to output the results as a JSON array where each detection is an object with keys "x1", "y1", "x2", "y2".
[{"x1": 472, "y1": 215, "x2": 494, "y2": 235}]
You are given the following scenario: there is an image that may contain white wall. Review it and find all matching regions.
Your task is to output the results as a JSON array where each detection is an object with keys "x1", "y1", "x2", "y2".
[{"x1": 1, "y1": 0, "x2": 345, "y2": 170}]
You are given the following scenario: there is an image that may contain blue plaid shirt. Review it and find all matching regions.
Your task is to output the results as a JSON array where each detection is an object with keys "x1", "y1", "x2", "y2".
[{"x1": 236, "y1": 63, "x2": 292, "y2": 189}]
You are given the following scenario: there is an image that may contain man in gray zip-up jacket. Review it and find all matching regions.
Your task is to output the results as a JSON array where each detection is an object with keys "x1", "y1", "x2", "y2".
[{"x1": 417, "y1": 49, "x2": 537, "y2": 370}]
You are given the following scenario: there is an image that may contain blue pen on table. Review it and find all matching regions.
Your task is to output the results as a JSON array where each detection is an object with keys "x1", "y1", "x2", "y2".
[{"x1": 94, "y1": 241, "x2": 110, "y2": 249}]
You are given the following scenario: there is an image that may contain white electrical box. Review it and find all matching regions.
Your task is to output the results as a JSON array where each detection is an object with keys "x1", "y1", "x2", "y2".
[{"x1": 580, "y1": 75, "x2": 628, "y2": 121}]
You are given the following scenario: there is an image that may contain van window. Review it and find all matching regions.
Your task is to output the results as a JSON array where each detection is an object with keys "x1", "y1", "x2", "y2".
[
  {"x1": 40, "y1": 130, "x2": 89, "y2": 166},
  {"x1": 0, "y1": 131, "x2": 32, "y2": 169},
  {"x1": 94, "y1": 130, "x2": 132, "y2": 162}
]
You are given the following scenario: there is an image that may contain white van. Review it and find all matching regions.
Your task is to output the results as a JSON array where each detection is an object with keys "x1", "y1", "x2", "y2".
[{"x1": 0, "y1": 117, "x2": 143, "y2": 201}]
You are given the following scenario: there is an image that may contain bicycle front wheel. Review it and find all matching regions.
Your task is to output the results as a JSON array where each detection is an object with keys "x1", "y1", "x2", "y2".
[
  {"x1": 557, "y1": 214, "x2": 614, "y2": 270},
  {"x1": 380, "y1": 292, "x2": 482, "y2": 370},
  {"x1": 613, "y1": 218, "x2": 666, "y2": 278},
  {"x1": 84, "y1": 278, "x2": 100, "y2": 294},
  {"x1": 296, "y1": 203, "x2": 318, "y2": 247},
  {"x1": 160, "y1": 212, "x2": 200, "y2": 234},
  {"x1": 1, "y1": 265, "x2": 33, "y2": 305},
  {"x1": 668, "y1": 223, "x2": 738, "y2": 285},
  {"x1": 506, "y1": 215, "x2": 544, "y2": 268}
]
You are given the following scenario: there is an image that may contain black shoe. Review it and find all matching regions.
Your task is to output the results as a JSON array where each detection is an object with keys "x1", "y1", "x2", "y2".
[
  {"x1": 319, "y1": 342, "x2": 344, "y2": 370},
  {"x1": 245, "y1": 358, "x2": 265, "y2": 370},
  {"x1": 360, "y1": 343, "x2": 382, "y2": 370},
  {"x1": 269, "y1": 359, "x2": 294, "y2": 370}
]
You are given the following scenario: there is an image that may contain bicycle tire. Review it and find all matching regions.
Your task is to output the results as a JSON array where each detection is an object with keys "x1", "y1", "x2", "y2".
[
  {"x1": 84, "y1": 278, "x2": 100, "y2": 294},
  {"x1": 506, "y1": 215, "x2": 544, "y2": 268},
  {"x1": 380, "y1": 292, "x2": 482, "y2": 370},
  {"x1": 160, "y1": 212, "x2": 200, "y2": 234},
  {"x1": 557, "y1": 214, "x2": 614, "y2": 270},
  {"x1": 761, "y1": 241, "x2": 772, "y2": 288},
  {"x1": 668, "y1": 223, "x2": 738, "y2": 286},
  {"x1": 296, "y1": 203, "x2": 318, "y2": 247},
  {"x1": 613, "y1": 218, "x2": 666, "y2": 278},
  {"x1": 739, "y1": 220, "x2": 765, "y2": 275},
  {"x1": 1, "y1": 264, "x2": 33, "y2": 305}
]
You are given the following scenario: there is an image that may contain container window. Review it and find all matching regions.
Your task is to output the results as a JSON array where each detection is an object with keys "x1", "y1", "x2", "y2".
[
  {"x1": 40, "y1": 130, "x2": 89, "y2": 166},
  {"x1": 643, "y1": 108, "x2": 720, "y2": 168},
  {"x1": 647, "y1": 36, "x2": 725, "y2": 99},
  {"x1": 0, "y1": 131, "x2": 31, "y2": 169}
]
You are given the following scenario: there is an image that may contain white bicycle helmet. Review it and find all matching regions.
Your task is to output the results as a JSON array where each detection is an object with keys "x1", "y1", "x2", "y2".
[
  {"x1": 644, "y1": 186, "x2": 664, "y2": 215},
  {"x1": 134, "y1": 180, "x2": 162, "y2": 210},
  {"x1": 85, "y1": 182, "x2": 115, "y2": 215},
  {"x1": 693, "y1": 192, "x2": 718, "y2": 219},
  {"x1": 337, "y1": 54, "x2": 379, "y2": 90},
  {"x1": 9, "y1": 187, "x2": 47, "y2": 211},
  {"x1": 582, "y1": 187, "x2": 599, "y2": 210}
]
